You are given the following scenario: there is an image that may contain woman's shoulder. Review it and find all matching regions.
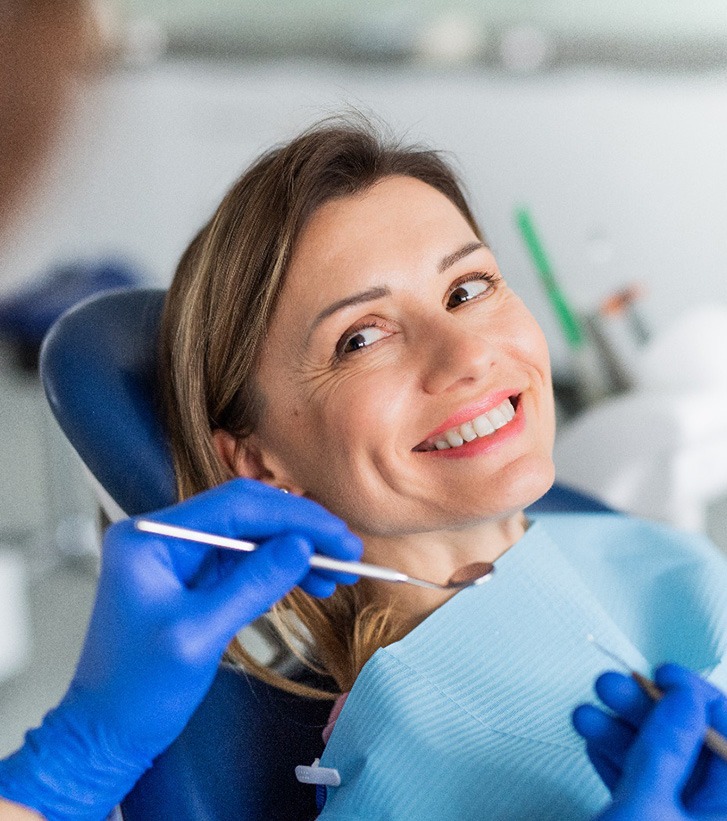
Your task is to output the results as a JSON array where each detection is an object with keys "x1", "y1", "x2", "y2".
[
  {"x1": 534, "y1": 511, "x2": 727, "y2": 670},
  {"x1": 533, "y1": 510, "x2": 725, "y2": 569}
]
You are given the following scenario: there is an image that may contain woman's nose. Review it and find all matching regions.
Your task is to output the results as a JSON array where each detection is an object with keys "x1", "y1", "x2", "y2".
[{"x1": 418, "y1": 317, "x2": 497, "y2": 395}]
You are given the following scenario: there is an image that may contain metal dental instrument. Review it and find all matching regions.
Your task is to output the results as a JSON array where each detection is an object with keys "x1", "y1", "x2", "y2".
[
  {"x1": 587, "y1": 635, "x2": 727, "y2": 763},
  {"x1": 135, "y1": 519, "x2": 495, "y2": 592}
]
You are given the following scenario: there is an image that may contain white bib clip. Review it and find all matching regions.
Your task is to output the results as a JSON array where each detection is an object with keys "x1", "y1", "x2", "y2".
[{"x1": 295, "y1": 758, "x2": 341, "y2": 787}]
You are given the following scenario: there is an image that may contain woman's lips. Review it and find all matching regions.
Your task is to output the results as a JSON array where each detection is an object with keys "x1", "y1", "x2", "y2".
[
  {"x1": 413, "y1": 392, "x2": 521, "y2": 452},
  {"x1": 414, "y1": 394, "x2": 524, "y2": 457}
]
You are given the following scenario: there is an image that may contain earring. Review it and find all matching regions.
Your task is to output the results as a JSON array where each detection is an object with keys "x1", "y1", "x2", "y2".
[{"x1": 279, "y1": 487, "x2": 290, "y2": 494}]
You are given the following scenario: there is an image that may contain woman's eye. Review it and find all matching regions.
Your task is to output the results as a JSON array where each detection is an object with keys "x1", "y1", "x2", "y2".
[
  {"x1": 446, "y1": 276, "x2": 495, "y2": 309},
  {"x1": 339, "y1": 324, "x2": 388, "y2": 356}
]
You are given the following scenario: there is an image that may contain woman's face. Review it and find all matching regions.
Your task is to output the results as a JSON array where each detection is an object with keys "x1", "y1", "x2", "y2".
[{"x1": 245, "y1": 175, "x2": 555, "y2": 537}]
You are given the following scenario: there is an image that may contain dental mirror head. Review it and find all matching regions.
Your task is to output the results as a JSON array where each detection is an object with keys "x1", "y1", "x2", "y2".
[{"x1": 442, "y1": 561, "x2": 495, "y2": 590}]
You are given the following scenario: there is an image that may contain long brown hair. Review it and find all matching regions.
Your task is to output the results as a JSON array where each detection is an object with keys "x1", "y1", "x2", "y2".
[{"x1": 160, "y1": 115, "x2": 483, "y2": 698}]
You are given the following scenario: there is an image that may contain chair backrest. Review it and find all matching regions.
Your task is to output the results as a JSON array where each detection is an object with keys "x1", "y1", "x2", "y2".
[
  {"x1": 120, "y1": 663, "x2": 332, "y2": 821},
  {"x1": 39, "y1": 287, "x2": 612, "y2": 820},
  {"x1": 40, "y1": 288, "x2": 174, "y2": 518}
]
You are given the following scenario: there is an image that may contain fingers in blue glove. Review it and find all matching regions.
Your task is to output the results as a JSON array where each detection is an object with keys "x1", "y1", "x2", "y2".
[
  {"x1": 573, "y1": 704, "x2": 635, "y2": 791},
  {"x1": 0, "y1": 483, "x2": 362, "y2": 821},
  {"x1": 573, "y1": 703, "x2": 636, "y2": 756},
  {"x1": 573, "y1": 670, "x2": 678, "y2": 796},
  {"x1": 193, "y1": 534, "x2": 315, "y2": 646},
  {"x1": 130, "y1": 478, "x2": 363, "y2": 587},
  {"x1": 587, "y1": 743, "x2": 623, "y2": 793},
  {"x1": 594, "y1": 672, "x2": 653, "y2": 728},
  {"x1": 154, "y1": 478, "x2": 362, "y2": 557},
  {"x1": 655, "y1": 663, "x2": 725, "y2": 709},
  {"x1": 578, "y1": 665, "x2": 727, "y2": 819},
  {"x1": 299, "y1": 567, "x2": 360, "y2": 597},
  {"x1": 615, "y1": 666, "x2": 712, "y2": 803},
  {"x1": 653, "y1": 663, "x2": 727, "y2": 802},
  {"x1": 298, "y1": 573, "x2": 338, "y2": 599}
]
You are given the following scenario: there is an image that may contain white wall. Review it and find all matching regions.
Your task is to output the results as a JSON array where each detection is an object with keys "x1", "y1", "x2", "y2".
[
  {"x1": 123, "y1": 0, "x2": 727, "y2": 42},
  {"x1": 3, "y1": 59, "x2": 727, "y2": 373}
]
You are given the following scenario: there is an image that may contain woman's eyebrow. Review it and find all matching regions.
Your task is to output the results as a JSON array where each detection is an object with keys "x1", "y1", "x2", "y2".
[
  {"x1": 308, "y1": 285, "x2": 391, "y2": 342},
  {"x1": 307, "y1": 240, "x2": 487, "y2": 343},
  {"x1": 438, "y1": 240, "x2": 486, "y2": 273}
]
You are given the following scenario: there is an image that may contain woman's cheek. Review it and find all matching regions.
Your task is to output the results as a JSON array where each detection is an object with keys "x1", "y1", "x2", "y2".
[
  {"x1": 330, "y1": 376, "x2": 407, "y2": 464},
  {"x1": 509, "y1": 304, "x2": 551, "y2": 375}
]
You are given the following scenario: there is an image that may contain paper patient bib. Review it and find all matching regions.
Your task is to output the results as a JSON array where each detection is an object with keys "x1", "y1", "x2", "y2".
[{"x1": 317, "y1": 514, "x2": 727, "y2": 820}]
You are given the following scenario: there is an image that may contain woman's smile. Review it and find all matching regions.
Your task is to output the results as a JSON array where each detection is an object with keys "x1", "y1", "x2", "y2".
[
  {"x1": 412, "y1": 391, "x2": 521, "y2": 451},
  {"x1": 413, "y1": 393, "x2": 525, "y2": 458}
]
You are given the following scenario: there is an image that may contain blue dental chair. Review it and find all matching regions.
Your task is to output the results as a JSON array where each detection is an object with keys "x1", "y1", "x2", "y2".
[{"x1": 39, "y1": 288, "x2": 613, "y2": 821}]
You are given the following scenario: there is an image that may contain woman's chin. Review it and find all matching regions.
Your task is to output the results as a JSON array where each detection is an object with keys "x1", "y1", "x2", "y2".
[
  {"x1": 476, "y1": 454, "x2": 556, "y2": 518},
  {"x1": 520, "y1": 459, "x2": 556, "y2": 510}
]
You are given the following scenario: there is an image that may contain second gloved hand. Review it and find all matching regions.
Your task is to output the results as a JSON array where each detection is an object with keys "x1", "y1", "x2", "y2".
[
  {"x1": 573, "y1": 664, "x2": 727, "y2": 820},
  {"x1": 0, "y1": 478, "x2": 362, "y2": 821}
]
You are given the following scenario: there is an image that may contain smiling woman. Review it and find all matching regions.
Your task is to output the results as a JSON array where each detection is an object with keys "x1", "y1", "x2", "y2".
[
  {"x1": 160, "y1": 117, "x2": 556, "y2": 695},
  {"x1": 158, "y1": 115, "x2": 727, "y2": 820}
]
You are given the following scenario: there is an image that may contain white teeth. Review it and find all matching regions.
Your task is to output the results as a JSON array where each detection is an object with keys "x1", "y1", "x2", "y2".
[
  {"x1": 445, "y1": 429, "x2": 465, "y2": 447},
  {"x1": 487, "y1": 407, "x2": 509, "y2": 429},
  {"x1": 421, "y1": 397, "x2": 517, "y2": 452},
  {"x1": 460, "y1": 421, "x2": 478, "y2": 442},
  {"x1": 472, "y1": 414, "x2": 496, "y2": 437}
]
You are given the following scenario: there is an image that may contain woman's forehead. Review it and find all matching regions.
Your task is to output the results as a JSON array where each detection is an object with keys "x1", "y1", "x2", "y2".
[
  {"x1": 300, "y1": 175, "x2": 467, "y2": 248},
  {"x1": 283, "y1": 176, "x2": 482, "y2": 307}
]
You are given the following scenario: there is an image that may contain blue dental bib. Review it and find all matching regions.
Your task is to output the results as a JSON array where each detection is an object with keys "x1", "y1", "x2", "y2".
[{"x1": 317, "y1": 513, "x2": 727, "y2": 820}]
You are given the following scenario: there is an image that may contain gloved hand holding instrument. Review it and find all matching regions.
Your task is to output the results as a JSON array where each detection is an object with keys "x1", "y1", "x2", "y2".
[
  {"x1": 573, "y1": 662, "x2": 727, "y2": 820},
  {"x1": 0, "y1": 478, "x2": 362, "y2": 821}
]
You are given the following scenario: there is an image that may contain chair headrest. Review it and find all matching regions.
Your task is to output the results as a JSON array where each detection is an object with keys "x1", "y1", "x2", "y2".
[{"x1": 39, "y1": 288, "x2": 175, "y2": 517}]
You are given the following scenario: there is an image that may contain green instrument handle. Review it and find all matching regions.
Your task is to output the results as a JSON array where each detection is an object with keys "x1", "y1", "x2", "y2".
[{"x1": 515, "y1": 207, "x2": 584, "y2": 349}]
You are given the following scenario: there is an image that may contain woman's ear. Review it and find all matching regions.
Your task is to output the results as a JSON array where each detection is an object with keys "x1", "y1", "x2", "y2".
[
  {"x1": 212, "y1": 429, "x2": 267, "y2": 480},
  {"x1": 212, "y1": 429, "x2": 303, "y2": 494}
]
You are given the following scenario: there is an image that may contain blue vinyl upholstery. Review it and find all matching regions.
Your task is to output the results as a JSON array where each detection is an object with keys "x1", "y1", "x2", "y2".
[
  {"x1": 527, "y1": 482, "x2": 612, "y2": 515},
  {"x1": 39, "y1": 287, "x2": 612, "y2": 820},
  {"x1": 120, "y1": 664, "x2": 332, "y2": 821},
  {"x1": 40, "y1": 289, "x2": 173, "y2": 517}
]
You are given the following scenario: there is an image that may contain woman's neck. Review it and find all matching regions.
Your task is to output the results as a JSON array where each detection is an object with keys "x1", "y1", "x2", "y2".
[{"x1": 359, "y1": 512, "x2": 528, "y2": 631}]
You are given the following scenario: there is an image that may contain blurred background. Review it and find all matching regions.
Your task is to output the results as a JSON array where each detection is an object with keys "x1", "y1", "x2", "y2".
[{"x1": 2, "y1": 0, "x2": 727, "y2": 756}]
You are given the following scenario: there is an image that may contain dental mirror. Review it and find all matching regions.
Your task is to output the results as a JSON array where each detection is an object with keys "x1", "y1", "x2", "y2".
[{"x1": 136, "y1": 520, "x2": 495, "y2": 592}]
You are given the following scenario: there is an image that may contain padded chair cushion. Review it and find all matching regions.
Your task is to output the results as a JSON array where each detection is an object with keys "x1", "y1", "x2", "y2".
[
  {"x1": 527, "y1": 482, "x2": 612, "y2": 515},
  {"x1": 120, "y1": 664, "x2": 333, "y2": 821},
  {"x1": 40, "y1": 289, "x2": 174, "y2": 516}
]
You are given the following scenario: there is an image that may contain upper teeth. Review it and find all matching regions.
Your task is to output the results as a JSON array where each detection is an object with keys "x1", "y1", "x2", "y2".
[{"x1": 424, "y1": 398, "x2": 516, "y2": 451}]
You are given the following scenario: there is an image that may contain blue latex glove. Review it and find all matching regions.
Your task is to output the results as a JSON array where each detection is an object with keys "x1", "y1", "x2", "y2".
[
  {"x1": 573, "y1": 664, "x2": 727, "y2": 820},
  {"x1": 0, "y1": 478, "x2": 362, "y2": 821}
]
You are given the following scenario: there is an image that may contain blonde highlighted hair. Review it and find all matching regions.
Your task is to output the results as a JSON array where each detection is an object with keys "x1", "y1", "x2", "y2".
[{"x1": 159, "y1": 115, "x2": 483, "y2": 698}]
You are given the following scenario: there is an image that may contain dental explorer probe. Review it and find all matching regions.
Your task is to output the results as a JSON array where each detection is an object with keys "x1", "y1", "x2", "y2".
[
  {"x1": 587, "y1": 635, "x2": 727, "y2": 763},
  {"x1": 135, "y1": 519, "x2": 495, "y2": 592}
]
